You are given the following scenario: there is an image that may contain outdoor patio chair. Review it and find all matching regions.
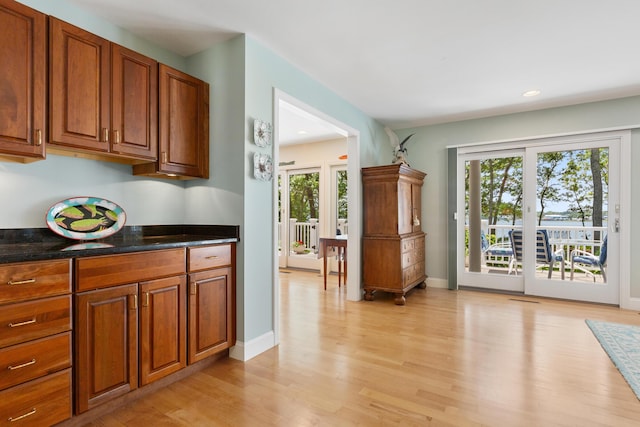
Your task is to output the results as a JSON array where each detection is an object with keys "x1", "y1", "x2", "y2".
[
  {"x1": 508, "y1": 229, "x2": 565, "y2": 279},
  {"x1": 481, "y1": 232, "x2": 513, "y2": 261},
  {"x1": 570, "y1": 235, "x2": 607, "y2": 282}
]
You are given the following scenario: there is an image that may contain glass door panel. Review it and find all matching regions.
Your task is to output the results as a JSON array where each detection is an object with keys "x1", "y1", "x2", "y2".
[
  {"x1": 525, "y1": 141, "x2": 618, "y2": 304},
  {"x1": 286, "y1": 169, "x2": 321, "y2": 270},
  {"x1": 458, "y1": 151, "x2": 524, "y2": 292}
]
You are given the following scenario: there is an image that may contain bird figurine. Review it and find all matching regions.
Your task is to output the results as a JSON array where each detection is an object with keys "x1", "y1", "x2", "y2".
[{"x1": 385, "y1": 127, "x2": 415, "y2": 166}]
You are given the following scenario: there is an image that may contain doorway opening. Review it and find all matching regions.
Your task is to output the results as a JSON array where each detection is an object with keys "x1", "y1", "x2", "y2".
[{"x1": 272, "y1": 90, "x2": 361, "y2": 344}]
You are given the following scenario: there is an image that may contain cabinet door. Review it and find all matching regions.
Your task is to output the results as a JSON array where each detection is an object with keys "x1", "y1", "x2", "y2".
[
  {"x1": 411, "y1": 181, "x2": 423, "y2": 233},
  {"x1": 139, "y1": 276, "x2": 186, "y2": 386},
  {"x1": 398, "y1": 179, "x2": 414, "y2": 235},
  {"x1": 188, "y1": 267, "x2": 233, "y2": 364},
  {"x1": 50, "y1": 17, "x2": 110, "y2": 152},
  {"x1": 157, "y1": 64, "x2": 209, "y2": 178},
  {"x1": 75, "y1": 284, "x2": 138, "y2": 414},
  {"x1": 0, "y1": 0, "x2": 46, "y2": 160},
  {"x1": 111, "y1": 44, "x2": 158, "y2": 160}
]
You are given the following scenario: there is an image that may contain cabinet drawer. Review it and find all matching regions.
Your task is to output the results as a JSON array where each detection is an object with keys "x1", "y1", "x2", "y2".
[
  {"x1": 402, "y1": 239, "x2": 415, "y2": 253},
  {"x1": 76, "y1": 248, "x2": 186, "y2": 291},
  {"x1": 0, "y1": 332, "x2": 71, "y2": 391},
  {"x1": 0, "y1": 368, "x2": 71, "y2": 427},
  {"x1": 0, "y1": 295, "x2": 71, "y2": 348},
  {"x1": 0, "y1": 259, "x2": 71, "y2": 304},
  {"x1": 188, "y1": 244, "x2": 232, "y2": 272},
  {"x1": 402, "y1": 252, "x2": 414, "y2": 268}
]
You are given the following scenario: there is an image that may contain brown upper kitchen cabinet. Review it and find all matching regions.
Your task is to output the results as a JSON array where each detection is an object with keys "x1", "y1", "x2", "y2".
[
  {"x1": 0, "y1": 0, "x2": 47, "y2": 162},
  {"x1": 49, "y1": 17, "x2": 158, "y2": 162},
  {"x1": 133, "y1": 64, "x2": 210, "y2": 179}
]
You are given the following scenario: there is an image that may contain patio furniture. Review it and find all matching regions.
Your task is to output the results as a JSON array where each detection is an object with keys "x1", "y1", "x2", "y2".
[
  {"x1": 508, "y1": 229, "x2": 565, "y2": 279},
  {"x1": 570, "y1": 235, "x2": 607, "y2": 282},
  {"x1": 481, "y1": 232, "x2": 513, "y2": 265}
]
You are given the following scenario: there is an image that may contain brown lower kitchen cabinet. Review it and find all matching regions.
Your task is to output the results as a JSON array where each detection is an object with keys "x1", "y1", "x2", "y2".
[
  {"x1": 139, "y1": 275, "x2": 186, "y2": 386},
  {"x1": 74, "y1": 283, "x2": 138, "y2": 414},
  {"x1": 0, "y1": 259, "x2": 72, "y2": 425},
  {"x1": 74, "y1": 249, "x2": 186, "y2": 414},
  {"x1": 187, "y1": 244, "x2": 236, "y2": 364}
]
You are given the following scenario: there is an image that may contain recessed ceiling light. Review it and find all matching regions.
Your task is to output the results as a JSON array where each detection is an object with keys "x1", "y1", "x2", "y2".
[
  {"x1": 522, "y1": 90, "x2": 541, "y2": 97},
  {"x1": 297, "y1": 130, "x2": 308, "y2": 135}
]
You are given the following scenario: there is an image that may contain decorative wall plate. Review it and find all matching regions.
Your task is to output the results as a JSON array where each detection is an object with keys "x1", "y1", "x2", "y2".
[
  {"x1": 253, "y1": 152, "x2": 273, "y2": 181},
  {"x1": 46, "y1": 197, "x2": 126, "y2": 240},
  {"x1": 253, "y1": 119, "x2": 272, "y2": 147}
]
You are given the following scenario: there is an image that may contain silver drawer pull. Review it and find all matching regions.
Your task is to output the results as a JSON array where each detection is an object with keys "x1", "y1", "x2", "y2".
[
  {"x1": 7, "y1": 278, "x2": 36, "y2": 286},
  {"x1": 8, "y1": 359, "x2": 36, "y2": 370},
  {"x1": 205, "y1": 255, "x2": 219, "y2": 260},
  {"x1": 8, "y1": 318, "x2": 36, "y2": 328},
  {"x1": 8, "y1": 408, "x2": 36, "y2": 422}
]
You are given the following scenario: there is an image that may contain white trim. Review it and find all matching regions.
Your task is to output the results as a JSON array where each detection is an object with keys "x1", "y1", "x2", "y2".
[
  {"x1": 229, "y1": 331, "x2": 276, "y2": 361},
  {"x1": 426, "y1": 277, "x2": 448, "y2": 289},
  {"x1": 457, "y1": 130, "x2": 629, "y2": 155},
  {"x1": 446, "y1": 124, "x2": 640, "y2": 150},
  {"x1": 272, "y1": 89, "x2": 362, "y2": 350},
  {"x1": 618, "y1": 133, "x2": 633, "y2": 310},
  {"x1": 623, "y1": 297, "x2": 640, "y2": 311}
]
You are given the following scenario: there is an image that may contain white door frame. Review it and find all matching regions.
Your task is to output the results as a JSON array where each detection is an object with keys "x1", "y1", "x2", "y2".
[
  {"x1": 457, "y1": 129, "x2": 631, "y2": 307},
  {"x1": 272, "y1": 89, "x2": 361, "y2": 346}
]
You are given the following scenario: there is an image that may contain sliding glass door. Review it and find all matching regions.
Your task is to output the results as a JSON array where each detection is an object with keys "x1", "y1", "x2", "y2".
[{"x1": 457, "y1": 132, "x2": 622, "y2": 304}]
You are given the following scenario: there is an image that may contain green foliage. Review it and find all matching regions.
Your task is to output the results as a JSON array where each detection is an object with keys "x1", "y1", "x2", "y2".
[
  {"x1": 337, "y1": 170, "x2": 348, "y2": 220},
  {"x1": 466, "y1": 147, "x2": 608, "y2": 227},
  {"x1": 289, "y1": 172, "x2": 319, "y2": 221}
]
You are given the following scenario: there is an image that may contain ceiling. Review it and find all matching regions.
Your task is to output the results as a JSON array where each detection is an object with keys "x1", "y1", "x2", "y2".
[{"x1": 66, "y1": 0, "x2": 640, "y2": 132}]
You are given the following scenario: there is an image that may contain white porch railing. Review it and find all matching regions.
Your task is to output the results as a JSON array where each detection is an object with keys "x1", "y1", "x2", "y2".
[
  {"x1": 277, "y1": 219, "x2": 348, "y2": 255},
  {"x1": 476, "y1": 223, "x2": 607, "y2": 264},
  {"x1": 337, "y1": 219, "x2": 348, "y2": 236}
]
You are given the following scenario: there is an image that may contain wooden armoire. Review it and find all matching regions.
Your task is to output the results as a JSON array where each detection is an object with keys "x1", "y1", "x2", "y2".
[{"x1": 362, "y1": 164, "x2": 427, "y2": 304}]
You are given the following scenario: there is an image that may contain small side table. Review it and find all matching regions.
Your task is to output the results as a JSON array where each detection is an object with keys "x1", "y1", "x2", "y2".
[{"x1": 319, "y1": 236, "x2": 347, "y2": 290}]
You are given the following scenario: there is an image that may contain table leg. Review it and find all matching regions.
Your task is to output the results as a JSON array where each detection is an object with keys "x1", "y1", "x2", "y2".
[
  {"x1": 344, "y1": 246, "x2": 347, "y2": 286},
  {"x1": 338, "y1": 247, "x2": 342, "y2": 287},
  {"x1": 323, "y1": 241, "x2": 328, "y2": 291}
]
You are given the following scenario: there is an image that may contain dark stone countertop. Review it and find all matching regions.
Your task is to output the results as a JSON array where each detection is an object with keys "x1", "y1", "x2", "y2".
[{"x1": 0, "y1": 225, "x2": 240, "y2": 264}]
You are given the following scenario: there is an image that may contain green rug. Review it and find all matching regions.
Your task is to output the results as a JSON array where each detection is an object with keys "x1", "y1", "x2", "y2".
[{"x1": 586, "y1": 319, "x2": 640, "y2": 400}]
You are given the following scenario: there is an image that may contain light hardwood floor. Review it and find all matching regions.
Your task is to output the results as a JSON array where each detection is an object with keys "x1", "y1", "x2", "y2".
[{"x1": 86, "y1": 269, "x2": 640, "y2": 426}]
